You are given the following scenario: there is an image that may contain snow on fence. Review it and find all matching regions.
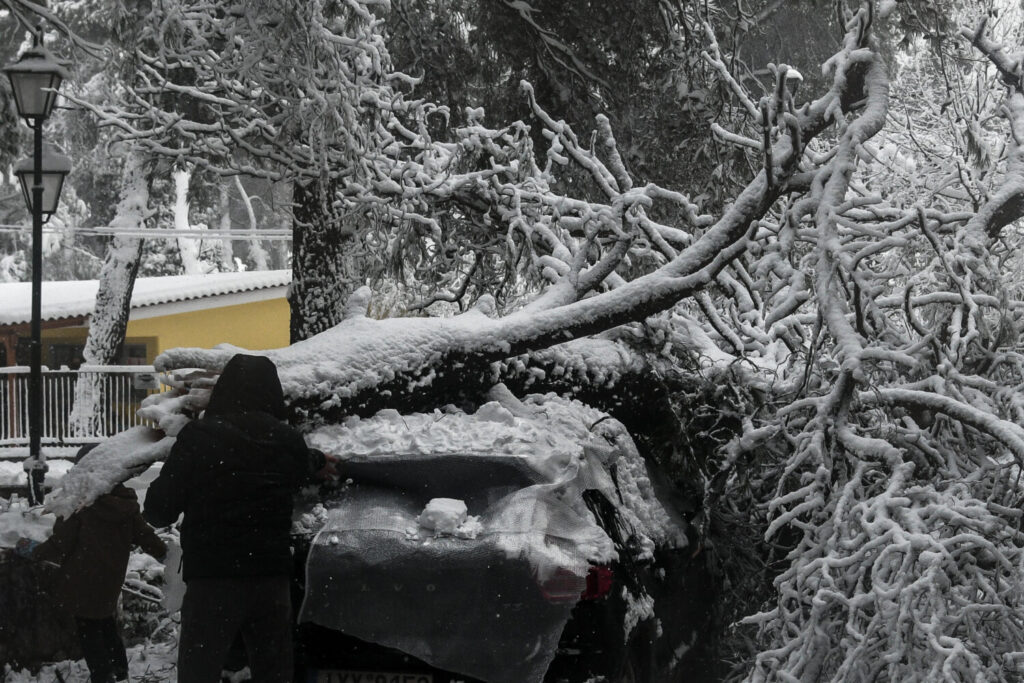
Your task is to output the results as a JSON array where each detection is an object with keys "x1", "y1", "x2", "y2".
[{"x1": 0, "y1": 366, "x2": 167, "y2": 448}]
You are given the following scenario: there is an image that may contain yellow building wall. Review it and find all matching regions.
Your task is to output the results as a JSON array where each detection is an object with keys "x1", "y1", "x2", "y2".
[
  {"x1": 38, "y1": 297, "x2": 289, "y2": 365},
  {"x1": 128, "y1": 297, "x2": 290, "y2": 358}
]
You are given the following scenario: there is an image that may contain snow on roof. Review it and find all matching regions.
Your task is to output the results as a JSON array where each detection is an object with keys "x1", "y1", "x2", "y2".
[{"x1": 0, "y1": 269, "x2": 291, "y2": 325}]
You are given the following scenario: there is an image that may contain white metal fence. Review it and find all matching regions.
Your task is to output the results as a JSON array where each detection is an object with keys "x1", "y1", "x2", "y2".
[{"x1": 0, "y1": 365, "x2": 167, "y2": 446}]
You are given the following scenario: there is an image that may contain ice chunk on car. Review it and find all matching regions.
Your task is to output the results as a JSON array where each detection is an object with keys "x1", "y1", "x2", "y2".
[{"x1": 416, "y1": 497, "x2": 468, "y2": 535}]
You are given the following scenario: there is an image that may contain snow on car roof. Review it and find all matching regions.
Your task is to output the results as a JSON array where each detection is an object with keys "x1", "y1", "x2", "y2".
[
  {"x1": 305, "y1": 396, "x2": 593, "y2": 481},
  {"x1": 0, "y1": 269, "x2": 291, "y2": 325}
]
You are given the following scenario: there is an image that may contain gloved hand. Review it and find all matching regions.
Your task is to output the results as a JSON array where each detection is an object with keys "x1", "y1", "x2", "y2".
[
  {"x1": 14, "y1": 538, "x2": 39, "y2": 558},
  {"x1": 316, "y1": 453, "x2": 341, "y2": 482}
]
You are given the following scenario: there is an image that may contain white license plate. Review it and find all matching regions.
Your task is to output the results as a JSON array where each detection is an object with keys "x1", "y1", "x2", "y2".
[{"x1": 315, "y1": 671, "x2": 433, "y2": 683}]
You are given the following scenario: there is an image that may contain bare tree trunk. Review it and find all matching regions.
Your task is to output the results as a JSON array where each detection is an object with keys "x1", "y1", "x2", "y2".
[
  {"x1": 235, "y1": 176, "x2": 268, "y2": 270},
  {"x1": 68, "y1": 153, "x2": 151, "y2": 438},
  {"x1": 217, "y1": 181, "x2": 234, "y2": 270},
  {"x1": 174, "y1": 166, "x2": 203, "y2": 275},
  {"x1": 289, "y1": 179, "x2": 361, "y2": 342}
]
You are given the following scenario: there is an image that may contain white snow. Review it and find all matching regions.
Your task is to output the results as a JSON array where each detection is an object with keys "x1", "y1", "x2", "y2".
[
  {"x1": 173, "y1": 167, "x2": 207, "y2": 276},
  {"x1": 45, "y1": 427, "x2": 174, "y2": 519},
  {"x1": 416, "y1": 497, "x2": 471, "y2": 535},
  {"x1": 622, "y1": 586, "x2": 656, "y2": 642},
  {"x1": 306, "y1": 396, "x2": 578, "y2": 483},
  {"x1": 2, "y1": 641, "x2": 177, "y2": 682},
  {"x1": 154, "y1": 287, "x2": 658, "y2": 416},
  {"x1": 0, "y1": 462, "x2": 163, "y2": 548},
  {"x1": 473, "y1": 401, "x2": 517, "y2": 425},
  {"x1": 0, "y1": 495, "x2": 55, "y2": 548},
  {"x1": 452, "y1": 515, "x2": 484, "y2": 540},
  {"x1": 0, "y1": 456, "x2": 75, "y2": 487}
]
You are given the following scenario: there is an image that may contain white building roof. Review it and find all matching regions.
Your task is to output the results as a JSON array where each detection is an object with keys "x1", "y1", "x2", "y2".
[{"x1": 0, "y1": 270, "x2": 291, "y2": 326}]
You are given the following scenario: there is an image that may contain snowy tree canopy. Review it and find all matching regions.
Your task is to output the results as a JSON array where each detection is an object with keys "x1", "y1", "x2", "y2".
[{"x1": 19, "y1": 0, "x2": 1024, "y2": 679}]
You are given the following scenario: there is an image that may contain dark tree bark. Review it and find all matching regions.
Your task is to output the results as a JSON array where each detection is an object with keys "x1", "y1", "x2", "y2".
[{"x1": 289, "y1": 179, "x2": 362, "y2": 343}]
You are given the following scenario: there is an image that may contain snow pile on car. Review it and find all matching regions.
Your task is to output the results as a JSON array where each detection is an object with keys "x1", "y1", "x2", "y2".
[{"x1": 416, "y1": 497, "x2": 482, "y2": 538}]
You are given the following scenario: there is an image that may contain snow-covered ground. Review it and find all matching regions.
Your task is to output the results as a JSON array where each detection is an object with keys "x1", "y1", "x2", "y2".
[
  {"x1": 3, "y1": 641, "x2": 178, "y2": 683},
  {"x1": 0, "y1": 454, "x2": 76, "y2": 487}
]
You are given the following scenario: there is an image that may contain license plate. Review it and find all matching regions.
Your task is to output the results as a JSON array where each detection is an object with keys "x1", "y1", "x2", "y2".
[{"x1": 314, "y1": 671, "x2": 433, "y2": 683}]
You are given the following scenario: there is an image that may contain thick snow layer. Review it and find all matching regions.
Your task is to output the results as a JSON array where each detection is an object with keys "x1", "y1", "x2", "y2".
[
  {"x1": 45, "y1": 427, "x2": 174, "y2": 519},
  {"x1": 300, "y1": 396, "x2": 664, "y2": 683},
  {"x1": 0, "y1": 463, "x2": 163, "y2": 549},
  {"x1": 0, "y1": 269, "x2": 290, "y2": 325},
  {"x1": 306, "y1": 398, "x2": 581, "y2": 482},
  {"x1": 44, "y1": 383, "x2": 684, "y2": 564},
  {"x1": 515, "y1": 336, "x2": 647, "y2": 388},
  {"x1": 155, "y1": 287, "x2": 651, "y2": 413}
]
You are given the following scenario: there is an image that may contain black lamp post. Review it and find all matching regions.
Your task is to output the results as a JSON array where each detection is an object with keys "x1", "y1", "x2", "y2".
[{"x1": 4, "y1": 32, "x2": 71, "y2": 505}]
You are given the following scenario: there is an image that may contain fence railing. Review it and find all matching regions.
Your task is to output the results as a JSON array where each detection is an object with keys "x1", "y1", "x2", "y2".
[{"x1": 0, "y1": 365, "x2": 168, "y2": 447}]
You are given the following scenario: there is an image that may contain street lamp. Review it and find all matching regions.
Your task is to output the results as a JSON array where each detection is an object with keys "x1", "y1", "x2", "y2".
[
  {"x1": 14, "y1": 145, "x2": 72, "y2": 220},
  {"x1": 4, "y1": 32, "x2": 71, "y2": 505}
]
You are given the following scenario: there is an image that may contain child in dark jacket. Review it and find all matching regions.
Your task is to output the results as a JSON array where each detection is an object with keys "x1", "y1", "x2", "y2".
[{"x1": 26, "y1": 445, "x2": 167, "y2": 683}]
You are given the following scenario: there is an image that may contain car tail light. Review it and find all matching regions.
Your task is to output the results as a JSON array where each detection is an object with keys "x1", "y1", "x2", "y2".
[
  {"x1": 538, "y1": 567, "x2": 587, "y2": 603},
  {"x1": 538, "y1": 565, "x2": 614, "y2": 603},
  {"x1": 581, "y1": 565, "x2": 614, "y2": 601}
]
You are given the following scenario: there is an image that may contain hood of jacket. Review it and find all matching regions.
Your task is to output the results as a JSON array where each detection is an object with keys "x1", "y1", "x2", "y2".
[
  {"x1": 89, "y1": 484, "x2": 140, "y2": 521},
  {"x1": 205, "y1": 354, "x2": 286, "y2": 420}
]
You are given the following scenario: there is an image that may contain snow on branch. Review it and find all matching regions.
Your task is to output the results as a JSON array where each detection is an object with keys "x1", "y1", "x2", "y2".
[
  {"x1": 747, "y1": 460, "x2": 1024, "y2": 681},
  {"x1": 957, "y1": 19, "x2": 1024, "y2": 241}
]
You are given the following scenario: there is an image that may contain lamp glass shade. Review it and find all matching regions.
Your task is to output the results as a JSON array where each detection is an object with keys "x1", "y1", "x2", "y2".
[
  {"x1": 2, "y1": 45, "x2": 70, "y2": 121},
  {"x1": 7, "y1": 70, "x2": 62, "y2": 119},
  {"x1": 14, "y1": 146, "x2": 72, "y2": 218}
]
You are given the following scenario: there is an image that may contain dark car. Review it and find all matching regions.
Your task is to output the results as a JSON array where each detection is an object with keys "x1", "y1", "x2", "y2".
[{"x1": 290, "y1": 397, "x2": 701, "y2": 683}]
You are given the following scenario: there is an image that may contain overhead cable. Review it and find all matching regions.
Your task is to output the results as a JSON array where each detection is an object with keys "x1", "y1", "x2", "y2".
[{"x1": 0, "y1": 224, "x2": 292, "y2": 240}]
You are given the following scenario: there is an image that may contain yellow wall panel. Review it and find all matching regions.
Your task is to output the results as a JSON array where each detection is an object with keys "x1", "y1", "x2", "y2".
[
  {"x1": 31, "y1": 296, "x2": 289, "y2": 365},
  {"x1": 126, "y1": 297, "x2": 290, "y2": 358}
]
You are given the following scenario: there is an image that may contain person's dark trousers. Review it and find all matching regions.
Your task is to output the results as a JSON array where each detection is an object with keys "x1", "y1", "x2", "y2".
[
  {"x1": 177, "y1": 576, "x2": 293, "y2": 683},
  {"x1": 74, "y1": 616, "x2": 129, "y2": 682}
]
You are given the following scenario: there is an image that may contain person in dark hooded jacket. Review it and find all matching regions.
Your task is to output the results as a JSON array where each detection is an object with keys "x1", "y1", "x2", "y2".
[
  {"x1": 27, "y1": 443, "x2": 167, "y2": 683},
  {"x1": 143, "y1": 353, "x2": 336, "y2": 683}
]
